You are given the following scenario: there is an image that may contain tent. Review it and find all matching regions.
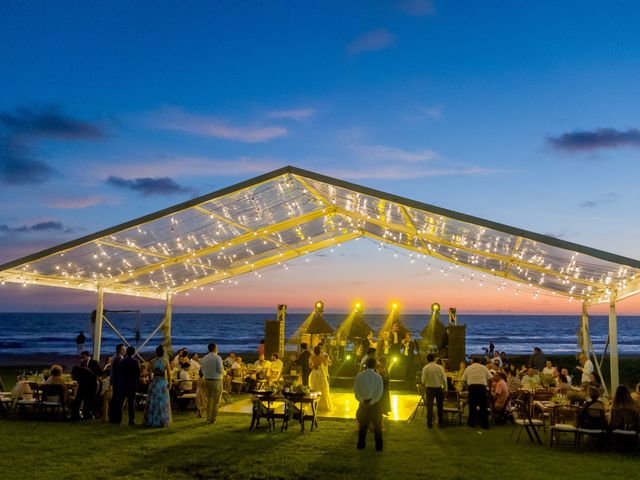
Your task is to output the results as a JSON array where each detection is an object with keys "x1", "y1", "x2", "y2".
[{"x1": 1, "y1": 165, "x2": 639, "y2": 392}]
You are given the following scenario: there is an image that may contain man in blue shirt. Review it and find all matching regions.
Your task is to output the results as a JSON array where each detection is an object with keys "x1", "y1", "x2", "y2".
[{"x1": 354, "y1": 357, "x2": 384, "y2": 451}]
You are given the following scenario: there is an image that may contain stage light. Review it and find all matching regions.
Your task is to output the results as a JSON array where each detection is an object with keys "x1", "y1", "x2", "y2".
[
  {"x1": 314, "y1": 300, "x2": 324, "y2": 312},
  {"x1": 346, "y1": 354, "x2": 351, "y2": 360},
  {"x1": 391, "y1": 302, "x2": 399, "y2": 311},
  {"x1": 431, "y1": 302, "x2": 441, "y2": 313},
  {"x1": 353, "y1": 301, "x2": 363, "y2": 313},
  {"x1": 392, "y1": 357, "x2": 398, "y2": 363}
]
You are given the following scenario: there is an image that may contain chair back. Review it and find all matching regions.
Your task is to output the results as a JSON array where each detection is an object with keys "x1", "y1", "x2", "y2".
[
  {"x1": 580, "y1": 405, "x2": 607, "y2": 430},
  {"x1": 41, "y1": 383, "x2": 65, "y2": 404},
  {"x1": 610, "y1": 407, "x2": 640, "y2": 431},
  {"x1": 444, "y1": 389, "x2": 459, "y2": 406},
  {"x1": 231, "y1": 367, "x2": 244, "y2": 380},
  {"x1": 551, "y1": 404, "x2": 579, "y2": 427},
  {"x1": 514, "y1": 398, "x2": 532, "y2": 419}
]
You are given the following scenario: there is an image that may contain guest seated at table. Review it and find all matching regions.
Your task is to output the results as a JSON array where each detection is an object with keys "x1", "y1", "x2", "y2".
[
  {"x1": 517, "y1": 365, "x2": 528, "y2": 378},
  {"x1": 542, "y1": 360, "x2": 555, "y2": 376},
  {"x1": 45, "y1": 364, "x2": 69, "y2": 404},
  {"x1": 491, "y1": 372, "x2": 510, "y2": 421},
  {"x1": 560, "y1": 368, "x2": 573, "y2": 386},
  {"x1": 172, "y1": 348, "x2": 188, "y2": 369},
  {"x1": 500, "y1": 352, "x2": 510, "y2": 370},
  {"x1": 506, "y1": 369, "x2": 522, "y2": 393},
  {"x1": 178, "y1": 362, "x2": 193, "y2": 392},
  {"x1": 254, "y1": 354, "x2": 271, "y2": 383},
  {"x1": 70, "y1": 365, "x2": 99, "y2": 420},
  {"x1": 189, "y1": 354, "x2": 201, "y2": 376},
  {"x1": 579, "y1": 386, "x2": 605, "y2": 428},
  {"x1": 223, "y1": 352, "x2": 237, "y2": 369},
  {"x1": 611, "y1": 385, "x2": 640, "y2": 414},
  {"x1": 521, "y1": 368, "x2": 540, "y2": 389},
  {"x1": 268, "y1": 353, "x2": 283, "y2": 386},
  {"x1": 555, "y1": 374, "x2": 572, "y2": 394}
]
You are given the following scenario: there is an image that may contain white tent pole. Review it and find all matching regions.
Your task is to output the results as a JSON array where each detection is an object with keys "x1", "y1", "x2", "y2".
[
  {"x1": 580, "y1": 301, "x2": 590, "y2": 355},
  {"x1": 93, "y1": 286, "x2": 104, "y2": 360},
  {"x1": 162, "y1": 293, "x2": 173, "y2": 355},
  {"x1": 102, "y1": 314, "x2": 145, "y2": 362},
  {"x1": 609, "y1": 293, "x2": 619, "y2": 394},
  {"x1": 136, "y1": 316, "x2": 167, "y2": 354}
]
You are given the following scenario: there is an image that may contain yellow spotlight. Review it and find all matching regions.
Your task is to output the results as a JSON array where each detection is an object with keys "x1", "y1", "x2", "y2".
[
  {"x1": 314, "y1": 300, "x2": 324, "y2": 311},
  {"x1": 391, "y1": 302, "x2": 398, "y2": 311},
  {"x1": 346, "y1": 354, "x2": 351, "y2": 360},
  {"x1": 392, "y1": 356, "x2": 398, "y2": 363},
  {"x1": 353, "y1": 302, "x2": 363, "y2": 313},
  {"x1": 431, "y1": 302, "x2": 441, "y2": 313}
]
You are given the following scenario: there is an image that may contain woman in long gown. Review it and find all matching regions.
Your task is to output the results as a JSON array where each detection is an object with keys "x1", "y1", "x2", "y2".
[
  {"x1": 144, "y1": 345, "x2": 172, "y2": 427},
  {"x1": 309, "y1": 345, "x2": 332, "y2": 411}
]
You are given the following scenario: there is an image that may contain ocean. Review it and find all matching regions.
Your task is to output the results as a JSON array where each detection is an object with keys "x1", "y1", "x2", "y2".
[{"x1": 0, "y1": 312, "x2": 639, "y2": 358}]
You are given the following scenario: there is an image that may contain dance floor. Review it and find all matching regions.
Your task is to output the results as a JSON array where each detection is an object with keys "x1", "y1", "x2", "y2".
[{"x1": 219, "y1": 391, "x2": 421, "y2": 421}]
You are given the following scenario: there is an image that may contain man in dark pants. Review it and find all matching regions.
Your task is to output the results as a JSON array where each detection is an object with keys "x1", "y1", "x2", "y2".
[
  {"x1": 120, "y1": 346, "x2": 141, "y2": 425},
  {"x1": 462, "y1": 356, "x2": 493, "y2": 429},
  {"x1": 70, "y1": 365, "x2": 98, "y2": 420},
  {"x1": 109, "y1": 343, "x2": 126, "y2": 424},
  {"x1": 80, "y1": 350, "x2": 103, "y2": 377},
  {"x1": 421, "y1": 353, "x2": 447, "y2": 428},
  {"x1": 354, "y1": 357, "x2": 384, "y2": 451},
  {"x1": 298, "y1": 343, "x2": 311, "y2": 387}
]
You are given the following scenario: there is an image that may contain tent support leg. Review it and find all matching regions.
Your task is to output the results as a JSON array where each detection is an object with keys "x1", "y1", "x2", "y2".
[
  {"x1": 93, "y1": 287, "x2": 104, "y2": 360},
  {"x1": 609, "y1": 294, "x2": 619, "y2": 394},
  {"x1": 162, "y1": 293, "x2": 173, "y2": 356}
]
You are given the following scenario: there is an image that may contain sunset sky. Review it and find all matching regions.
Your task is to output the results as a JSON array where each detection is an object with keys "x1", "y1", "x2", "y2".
[{"x1": 1, "y1": 1, "x2": 640, "y2": 314}]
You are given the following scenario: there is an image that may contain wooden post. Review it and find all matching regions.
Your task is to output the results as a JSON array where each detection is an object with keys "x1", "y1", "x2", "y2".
[
  {"x1": 161, "y1": 293, "x2": 173, "y2": 356},
  {"x1": 609, "y1": 293, "x2": 619, "y2": 394},
  {"x1": 580, "y1": 301, "x2": 590, "y2": 355},
  {"x1": 93, "y1": 286, "x2": 104, "y2": 360}
]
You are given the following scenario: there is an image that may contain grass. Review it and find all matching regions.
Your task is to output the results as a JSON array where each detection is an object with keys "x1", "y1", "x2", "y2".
[{"x1": 1, "y1": 406, "x2": 639, "y2": 480}]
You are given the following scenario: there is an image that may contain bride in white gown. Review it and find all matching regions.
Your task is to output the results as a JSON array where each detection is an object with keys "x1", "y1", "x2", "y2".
[{"x1": 308, "y1": 345, "x2": 332, "y2": 411}]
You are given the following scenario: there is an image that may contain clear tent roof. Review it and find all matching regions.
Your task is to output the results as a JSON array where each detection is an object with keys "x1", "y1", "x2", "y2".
[{"x1": 2, "y1": 166, "x2": 639, "y2": 304}]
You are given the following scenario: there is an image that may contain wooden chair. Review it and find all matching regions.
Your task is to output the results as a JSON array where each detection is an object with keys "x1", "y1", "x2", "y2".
[
  {"x1": 511, "y1": 398, "x2": 543, "y2": 443},
  {"x1": 609, "y1": 407, "x2": 640, "y2": 451},
  {"x1": 39, "y1": 383, "x2": 66, "y2": 420},
  {"x1": 16, "y1": 382, "x2": 39, "y2": 417},
  {"x1": 174, "y1": 379, "x2": 196, "y2": 411},
  {"x1": 550, "y1": 404, "x2": 580, "y2": 448},
  {"x1": 578, "y1": 405, "x2": 607, "y2": 449},
  {"x1": 407, "y1": 383, "x2": 426, "y2": 422},
  {"x1": 443, "y1": 390, "x2": 463, "y2": 426}
]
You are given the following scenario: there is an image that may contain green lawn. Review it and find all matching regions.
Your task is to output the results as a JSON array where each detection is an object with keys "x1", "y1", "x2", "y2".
[{"x1": 1, "y1": 407, "x2": 638, "y2": 480}]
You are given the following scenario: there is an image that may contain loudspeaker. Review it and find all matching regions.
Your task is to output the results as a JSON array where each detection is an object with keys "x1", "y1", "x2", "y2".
[
  {"x1": 264, "y1": 320, "x2": 283, "y2": 358},
  {"x1": 446, "y1": 325, "x2": 466, "y2": 368}
]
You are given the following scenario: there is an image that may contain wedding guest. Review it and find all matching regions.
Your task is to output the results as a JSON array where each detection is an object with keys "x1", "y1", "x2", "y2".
[
  {"x1": 189, "y1": 353, "x2": 201, "y2": 376},
  {"x1": 102, "y1": 356, "x2": 112, "y2": 377},
  {"x1": 298, "y1": 343, "x2": 312, "y2": 386},
  {"x1": 462, "y1": 357, "x2": 492, "y2": 429},
  {"x1": 377, "y1": 356, "x2": 391, "y2": 419},
  {"x1": 542, "y1": 360, "x2": 555, "y2": 376},
  {"x1": 109, "y1": 344, "x2": 126, "y2": 424},
  {"x1": 144, "y1": 345, "x2": 171, "y2": 427},
  {"x1": 268, "y1": 353, "x2": 283, "y2": 386},
  {"x1": 354, "y1": 357, "x2": 384, "y2": 451},
  {"x1": 80, "y1": 350, "x2": 103, "y2": 377},
  {"x1": 561, "y1": 367, "x2": 573, "y2": 386},
  {"x1": 45, "y1": 364, "x2": 69, "y2": 404},
  {"x1": 223, "y1": 352, "x2": 237, "y2": 368},
  {"x1": 529, "y1": 347, "x2": 546, "y2": 371},
  {"x1": 506, "y1": 369, "x2": 522, "y2": 393},
  {"x1": 76, "y1": 331, "x2": 86, "y2": 355},
  {"x1": 631, "y1": 383, "x2": 640, "y2": 407},
  {"x1": 70, "y1": 365, "x2": 98, "y2": 420},
  {"x1": 195, "y1": 370, "x2": 208, "y2": 418},
  {"x1": 491, "y1": 372, "x2": 510, "y2": 418},
  {"x1": 360, "y1": 347, "x2": 377, "y2": 370},
  {"x1": 120, "y1": 346, "x2": 141, "y2": 425},
  {"x1": 199, "y1": 343, "x2": 224, "y2": 424},
  {"x1": 258, "y1": 339, "x2": 265, "y2": 357},
  {"x1": 521, "y1": 368, "x2": 540, "y2": 388},
  {"x1": 421, "y1": 353, "x2": 447, "y2": 428}
]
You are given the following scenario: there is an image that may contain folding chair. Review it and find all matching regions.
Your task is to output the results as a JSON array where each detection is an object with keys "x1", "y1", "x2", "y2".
[
  {"x1": 578, "y1": 405, "x2": 607, "y2": 449},
  {"x1": 39, "y1": 383, "x2": 66, "y2": 420},
  {"x1": 407, "y1": 383, "x2": 426, "y2": 423},
  {"x1": 610, "y1": 407, "x2": 640, "y2": 451},
  {"x1": 443, "y1": 390, "x2": 463, "y2": 426},
  {"x1": 511, "y1": 398, "x2": 543, "y2": 444},
  {"x1": 550, "y1": 404, "x2": 579, "y2": 448}
]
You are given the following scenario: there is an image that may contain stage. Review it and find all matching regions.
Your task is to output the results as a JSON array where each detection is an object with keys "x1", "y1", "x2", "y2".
[{"x1": 219, "y1": 390, "x2": 422, "y2": 422}]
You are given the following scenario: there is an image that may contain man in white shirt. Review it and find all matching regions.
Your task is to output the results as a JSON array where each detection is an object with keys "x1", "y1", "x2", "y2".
[
  {"x1": 560, "y1": 367, "x2": 573, "y2": 386},
  {"x1": 354, "y1": 357, "x2": 384, "y2": 451},
  {"x1": 542, "y1": 360, "x2": 555, "y2": 376},
  {"x1": 421, "y1": 353, "x2": 447, "y2": 428},
  {"x1": 199, "y1": 343, "x2": 225, "y2": 424},
  {"x1": 189, "y1": 354, "x2": 201, "y2": 376},
  {"x1": 461, "y1": 357, "x2": 493, "y2": 429},
  {"x1": 577, "y1": 354, "x2": 594, "y2": 387},
  {"x1": 268, "y1": 353, "x2": 283, "y2": 385}
]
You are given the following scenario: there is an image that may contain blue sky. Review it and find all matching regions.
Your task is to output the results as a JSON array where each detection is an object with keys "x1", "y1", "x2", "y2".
[{"x1": 1, "y1": 1, "x2": 640, "y2": 313}]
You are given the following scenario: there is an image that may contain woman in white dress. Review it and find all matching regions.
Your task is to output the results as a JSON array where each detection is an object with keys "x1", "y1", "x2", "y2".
[{"x1": 309, "y1": 345, "x2": 332, "y2": 411}]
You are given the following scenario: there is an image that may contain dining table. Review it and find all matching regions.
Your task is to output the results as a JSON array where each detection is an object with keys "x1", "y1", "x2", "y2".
[{"x1": 282, "y1": 391, "x2": 321, "y2": 433}]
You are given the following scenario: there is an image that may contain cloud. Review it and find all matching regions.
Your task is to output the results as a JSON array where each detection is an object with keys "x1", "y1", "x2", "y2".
[
  {"x1": 579, "y1": 192, "x2": 616, "y2": 208},
  {"x1": 358, "y1": 144, "x2": 438, "y2": 163},
  {"x1": 0, "y1": 220, "x2": 73, "y2": 235},
  {"x1": 580, "y1": 201, "x2": 598, "y2": 208},
  {"x1": 48, "y1": 195, "x2": 107, "y2": 209},
  {"x1": 324, "y1": 164, "x2": 495, "y2": 180},
  {"x1": 93, "y1": 156, "x2": 283, "y2": 179},
  {"x1": 147, "y1": 107, "x2": 287, "y2": 143},
  {"x1": 547, "y1": 128, "x2": 640, "y2": 152},
  {"x1": 105, "y1": 176, "x2": 196, "y2": 196},
  {"x1": 421, "y1": 106, "x2": 442, "y2": 119},
  {"x1": 398, "y1": 0, "x2": 435, "y2": 16},
  {"x1": 347, "y1": 29, "x2": 396, "y2": 56},
  {"x1": 0, "y1": 105, "x2": 106, "y2": 185},
  {"x1": 267, "y1": 108, "x2": 317, "y2": 121}
]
